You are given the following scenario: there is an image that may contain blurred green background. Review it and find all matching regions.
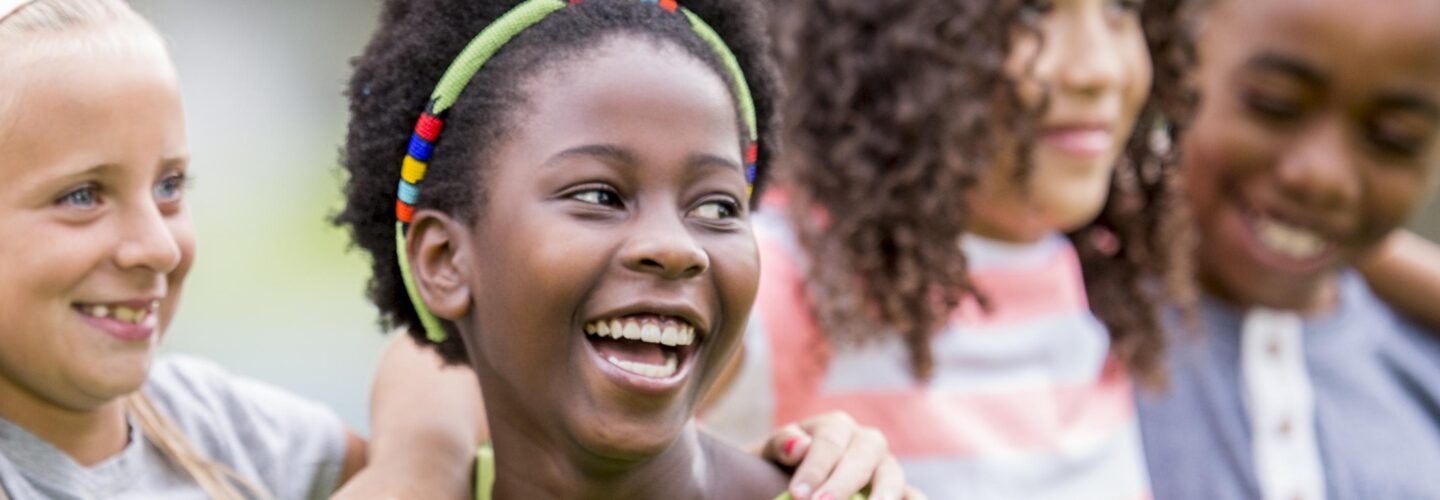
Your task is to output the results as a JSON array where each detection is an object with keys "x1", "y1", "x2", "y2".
[
  {"x1": 133, "y1": 0, "x2": 388, "y2": 432},
  {"x1": 129, "y1": 1, "x2": 1440, "y2": 433}
]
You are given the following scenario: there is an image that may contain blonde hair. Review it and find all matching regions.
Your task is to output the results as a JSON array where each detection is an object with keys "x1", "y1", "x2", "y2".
[{"x1": 0, "y1": 2, "x2": 270, "y2": 498}]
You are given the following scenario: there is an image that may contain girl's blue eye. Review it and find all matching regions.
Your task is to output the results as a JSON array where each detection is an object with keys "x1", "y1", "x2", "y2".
[
  {"x1": 572, "y1": 188, "x2": 622, "y2": 207},
  {"x1": 154, "y1": 173, "x2": 188, "y2": 202},
  {"x1": 689, "y1": 199, "x2": 740, "y2": 221},
  {"x1": 58, "y1": 185, "x2": 100, "y2": 209}
]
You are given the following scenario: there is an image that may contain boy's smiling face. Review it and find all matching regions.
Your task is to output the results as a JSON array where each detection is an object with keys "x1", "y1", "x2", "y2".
[
  {"x1": 441, "y1": 36, "x2": 757, "y2": 460},
  {"x1": 1187, "y1": 0, "x2": 1440, "y2": 311}
]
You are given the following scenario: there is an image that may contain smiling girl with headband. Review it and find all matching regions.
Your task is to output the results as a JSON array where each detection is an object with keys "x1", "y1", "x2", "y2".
[
  {"x1": 331, "y1": 0, "x2": 902, "y2": 498},
  {"x1": 0, "y1": 0, "x2": 366, "y2": 498}
]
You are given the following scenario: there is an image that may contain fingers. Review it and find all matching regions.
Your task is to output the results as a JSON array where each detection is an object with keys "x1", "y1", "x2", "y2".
[
  {"x1": 787, "y1": 412, "x2": 857, "y2": 499},
  {"x1": 762, "y1": 423, "x2": 813, "y2": 467},
  {"x1": 812, "y1": 428, "x2": 893, "y2": 500},
  {"x1": 861, "y1": 455, "x2": 905, "y2": 500}
]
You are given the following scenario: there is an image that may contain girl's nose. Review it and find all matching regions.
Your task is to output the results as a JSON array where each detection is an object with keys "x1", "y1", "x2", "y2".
[
  {"x1": 113, "y1": 203, "x2": 183, "y2": 274},
  {"x1": 619, "y1": 213, "x2": 709, "y2": 280}
]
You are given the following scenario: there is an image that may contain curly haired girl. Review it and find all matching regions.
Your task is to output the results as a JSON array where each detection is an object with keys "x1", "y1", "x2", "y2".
[{"x1": 700, "y1": 0, "x2": 1200, "y2": 497}]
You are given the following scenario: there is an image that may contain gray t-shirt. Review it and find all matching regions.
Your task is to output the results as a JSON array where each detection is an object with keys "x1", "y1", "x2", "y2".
[
  {"x1": 1137, "y1": 272, "x2": 1440, "y2": 499},
  {"x1": 0, "y1": 355, "x2": 346, "y2": 499}
]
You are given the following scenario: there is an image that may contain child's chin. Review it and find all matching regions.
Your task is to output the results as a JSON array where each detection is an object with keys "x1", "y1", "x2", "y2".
[
  {"x1": 75, "y1": 352, "x2": 153, "y2": 403},
  {"x1": 571, "y1": 415, "x2": 690, "y2": 462}
]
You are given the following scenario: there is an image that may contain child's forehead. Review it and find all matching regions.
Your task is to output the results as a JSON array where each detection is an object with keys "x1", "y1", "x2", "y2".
[
  {"x1": 1218, "y1": 0, "x2": 1440, "y2": 56},
  {"x1": 0, "y1": 38, "x2": 184, "y2": 182},
  {"x1": 495, "y1": 38, "x2": 744, "y2": 169},
  {"x1": 1209, "y1": 0, "x2": 1440, "y2": 102}
]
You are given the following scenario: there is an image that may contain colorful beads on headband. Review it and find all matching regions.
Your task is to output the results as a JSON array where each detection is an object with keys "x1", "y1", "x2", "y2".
[
  {"x1": 396, "y1": 111, "x2": 445, "y2": 223},
  {"x1": 632, "y1": 0, "x2": 678, "y2": 11},
  {"x1": 394, "y1": 0, "x2": 760, "y2": 344}
]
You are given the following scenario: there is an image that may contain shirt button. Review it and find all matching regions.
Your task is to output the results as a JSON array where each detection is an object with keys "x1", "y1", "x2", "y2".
[{"x1": 1278, "y1": 418, "x2": 1293, "y2": 437}]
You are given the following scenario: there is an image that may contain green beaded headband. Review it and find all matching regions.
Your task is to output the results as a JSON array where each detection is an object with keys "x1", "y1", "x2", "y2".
[{"x1": 395, "y1": 0, "x2": 759, "y2": 343}]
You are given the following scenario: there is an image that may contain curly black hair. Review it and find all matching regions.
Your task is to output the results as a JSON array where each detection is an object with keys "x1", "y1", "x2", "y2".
[
  {"x1": 336, "y1": 0, "x2": 782, "y2": 363},
  {"x1": 775, "y1": 0, "x2": 1200, "y2": 385}
]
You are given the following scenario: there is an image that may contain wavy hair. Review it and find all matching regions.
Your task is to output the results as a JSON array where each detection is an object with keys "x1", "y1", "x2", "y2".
[{"x1": 775, "y1": 0, "x2": 1200, "y2": 385}]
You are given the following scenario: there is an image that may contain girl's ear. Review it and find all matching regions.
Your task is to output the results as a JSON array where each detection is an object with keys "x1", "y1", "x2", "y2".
[{"x1": 406, "y1": 210, "x2": 474, "y2": 321}]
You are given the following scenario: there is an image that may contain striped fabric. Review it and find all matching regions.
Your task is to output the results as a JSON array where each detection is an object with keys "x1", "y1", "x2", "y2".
[{"x1": 703, "y1": 212, "x2": 1151, "y2": 499}]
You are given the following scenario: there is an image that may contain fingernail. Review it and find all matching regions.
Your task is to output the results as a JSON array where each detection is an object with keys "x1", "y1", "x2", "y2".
[
  {"x1": 816, "y1": 493, "x2": 835, "y2": 500},
  {"x1": 791, "y1": 482, "x2": 812, "y2": 499},
  {"x1": 784, "y1": 436, "x2": 801, "y2": 457}
]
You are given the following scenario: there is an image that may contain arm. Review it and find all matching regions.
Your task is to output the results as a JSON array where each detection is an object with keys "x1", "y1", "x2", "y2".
[
  {"x1": 337, "y1": 431, "x2": 367, "y2": 486},
  {"x1": 1358, "y1": 230, "x2": 1440, "y2": 330},
  {"x1": 331, "y1": 335, "x2": 486, "y2": 500}
]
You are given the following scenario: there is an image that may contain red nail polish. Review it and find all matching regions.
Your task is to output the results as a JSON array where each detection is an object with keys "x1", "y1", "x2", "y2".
[{"x1": 783, "y1": 436, "x2": 800, "y2": 456}]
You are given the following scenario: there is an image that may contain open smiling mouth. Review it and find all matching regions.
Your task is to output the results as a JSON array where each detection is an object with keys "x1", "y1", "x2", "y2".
[
  {"x1": 1239, "y1": 204, "x2": 1339, "y2": 270},
  {"x1": 582, "y1": 314, "x2": 700, "y2": 383}
]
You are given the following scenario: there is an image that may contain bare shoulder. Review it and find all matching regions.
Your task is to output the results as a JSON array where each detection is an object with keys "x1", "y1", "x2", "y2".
[{"x1": 700, "y1": 431, "x2": 789, "y2": 500}]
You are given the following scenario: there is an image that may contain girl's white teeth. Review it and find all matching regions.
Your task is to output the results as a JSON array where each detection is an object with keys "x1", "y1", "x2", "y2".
[
  {"x1": 641, "y1": 324, "x2": 661, "y2": 343},
  {"x1": 606, "y1": 354, "x2": 678, "y2": 378},
  {"x1": 583, "y1": 317, "x2": 695, "y2": 347},
  {"x1": 1255, "y1": 215, "x2": 1327, "y2": 259}
]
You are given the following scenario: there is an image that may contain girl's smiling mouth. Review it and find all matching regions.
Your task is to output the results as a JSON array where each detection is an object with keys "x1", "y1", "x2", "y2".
[
  {"x1": 581, "y1": 313, "x2": 704, "y2": 393},
  {"x1": 73, "y1": 299, "x2": 161, "y2": 341}
]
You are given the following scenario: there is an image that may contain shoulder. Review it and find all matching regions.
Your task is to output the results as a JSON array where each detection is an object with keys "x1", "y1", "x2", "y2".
[
  {"x1": 143, "y1": 354, "x2": 263, "y2": 432},
  {"x1": 1332, "y1": 272, "x2": 1439, "y2": 348},
  {"x1": 1335, "y1": 271, "x2": 1440, "y2": 369},
  {"x1": 144, "y1": 354, "x2": 340, "y2": 432},
  {"x1": 699, "y1": 431, "x2": 789, "y2": 500},
  {"x1": 143, "y1": 354, "x2": 349, "y2": 498}
]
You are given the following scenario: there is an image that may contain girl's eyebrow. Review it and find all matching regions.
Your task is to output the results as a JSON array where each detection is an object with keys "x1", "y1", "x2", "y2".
[
  {"x1": 1374, "y1": 94, "x2": 1440, "y2": 122},
  {"x1": 544, "y1": 144, "x2": 743, "y2": 173},
  {"x1": 547, "y1": 144, "x2": 639, "y2": 167},
  {"x1": 1244, "y1": 52, "x2": 1327, "y2": 88},
  {"x1": 159, "y1": 155, "x2": 190, "y2": 171},
  {"x1": 27, "y1": 156, "x2": 190, "y2": 196}
]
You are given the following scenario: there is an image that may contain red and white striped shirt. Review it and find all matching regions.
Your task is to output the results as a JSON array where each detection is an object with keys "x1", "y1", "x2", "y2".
[{"x1": 703, "y1": 213, "x2": 1151, "y2": 499}]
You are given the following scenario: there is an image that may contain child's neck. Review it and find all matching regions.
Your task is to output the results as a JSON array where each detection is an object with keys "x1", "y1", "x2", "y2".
[
  {"x1": 966, "y1": 191, "x2": 1056, "y2": 244},
  {"x1": 489, "y1": 417, "x2": 715, "y2": 499},
  {"x1": 0, "y1": 378, "x2": 129, "y2": 466},
  {"x1": 471, "y1": 350, "x2": 790, "y2": 498}
]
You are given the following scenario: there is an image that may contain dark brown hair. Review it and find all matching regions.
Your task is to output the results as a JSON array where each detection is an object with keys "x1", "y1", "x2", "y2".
[{"x1": 776, "y1": 0, "x2": 1199, "y2": 385}]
